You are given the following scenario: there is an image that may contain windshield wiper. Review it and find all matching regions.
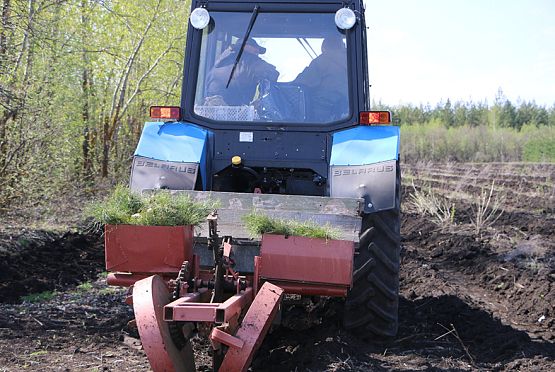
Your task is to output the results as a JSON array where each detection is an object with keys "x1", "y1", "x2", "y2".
[{"x1": 226, "y1": 5, "x2": 260, "y2": 88}]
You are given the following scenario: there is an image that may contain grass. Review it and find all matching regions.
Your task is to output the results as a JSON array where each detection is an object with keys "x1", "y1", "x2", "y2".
[
  {"x1": 21, "y1": 291, "x2": 56, "y2": 303},
  {"x1": 86, "y1": 185, "x2": 218, "y2": 227},
  {"x1": 17, "y1": 237, "x2": 31, "y2": 248},
  {"x1": 98, "y1": 287, "x2": 120, "y2": 295},
  {"x1": 98, "y1": 271, "x2": 109, "y2": 278},
  {"x1": 243, "y1": 212, "x2": 341, "y2": 240},
  {"x1": 76, "y1": 282, "x2": 93, "y2": 291}
]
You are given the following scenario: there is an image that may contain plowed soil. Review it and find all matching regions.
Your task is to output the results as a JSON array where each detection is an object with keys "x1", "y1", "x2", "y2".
[{"x1": 0, "y1": 162, "x2": 553, "y2": 371}]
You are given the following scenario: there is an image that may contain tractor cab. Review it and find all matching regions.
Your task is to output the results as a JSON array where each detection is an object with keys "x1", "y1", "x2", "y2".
[{"x1": 179, "y1": 0, "x2": 370, "y2": 131}]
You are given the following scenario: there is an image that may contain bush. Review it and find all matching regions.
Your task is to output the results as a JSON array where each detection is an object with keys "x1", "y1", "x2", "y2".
[
  {"x1": 523, "y1": 126, "x2": 555, "y2": 162},
  {"x1": 243, "y1": 212, "x2": 341, "y2": 240},
  {"x1": 401, "y1": 122, "x2": 526, "y2": 162},
  {"x1": 87, "y1": 186, "x2": 217, "y2": 227}
]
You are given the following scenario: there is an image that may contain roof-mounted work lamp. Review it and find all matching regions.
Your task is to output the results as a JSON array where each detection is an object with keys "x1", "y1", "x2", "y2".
[
  {"x1": 335, "y1": 8, "x2": 356, "y2": 30},
  {"x1": 190, "y1": 7, "x2": 210, "y2": 30}
]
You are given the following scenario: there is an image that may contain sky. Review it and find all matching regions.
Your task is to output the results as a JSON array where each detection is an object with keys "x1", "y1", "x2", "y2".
[{"x1": 364, "y1": 0, "x2": 555, "y2": 106}]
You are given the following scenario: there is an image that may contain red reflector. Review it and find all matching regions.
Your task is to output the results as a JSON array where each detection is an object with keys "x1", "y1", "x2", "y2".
[
  {"x1": 150, "y1": 106, "x2": 181, "y2": 120},
  {"x1": 359, "y1": 111, "x2": 391, "y2": 125}
]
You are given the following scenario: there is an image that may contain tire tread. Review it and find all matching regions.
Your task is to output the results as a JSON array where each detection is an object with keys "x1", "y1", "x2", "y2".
[{"x1": 342, "y1": 163, "x2": 401, "y2": 339}]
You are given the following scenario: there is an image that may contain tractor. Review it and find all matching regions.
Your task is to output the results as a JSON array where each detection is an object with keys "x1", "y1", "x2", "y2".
[{"x1": 104, "y1": 0, "x2": 400, "y2": 370}]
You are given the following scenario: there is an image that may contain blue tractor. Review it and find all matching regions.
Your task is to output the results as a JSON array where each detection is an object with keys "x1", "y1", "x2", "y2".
[{"x1": 117, "y1": 0, "x2": 400, "y2": 370}]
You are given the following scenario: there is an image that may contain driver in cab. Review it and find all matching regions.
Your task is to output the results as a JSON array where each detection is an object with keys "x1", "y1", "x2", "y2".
[
  {"x1": 205, "y1": 38, "x2": 279, "y2": 106},
  {"x1": 293, "y1": 35, "x2": 348, "y2": 122}
]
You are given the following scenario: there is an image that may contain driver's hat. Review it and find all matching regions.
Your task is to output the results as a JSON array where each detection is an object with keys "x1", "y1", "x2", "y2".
[{"x1": 233, "y1": 38, "x2": 266, "y2": 54}]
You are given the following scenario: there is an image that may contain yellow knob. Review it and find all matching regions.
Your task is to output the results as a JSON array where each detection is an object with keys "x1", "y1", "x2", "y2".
[{"x1": 232, "y1": 156, "x2": 242, "y2": 166}]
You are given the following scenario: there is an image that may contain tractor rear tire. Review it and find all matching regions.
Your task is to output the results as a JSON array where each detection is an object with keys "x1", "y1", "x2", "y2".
[{"x1": 343, "y1": 166, "x2": 401, "y2": 339}]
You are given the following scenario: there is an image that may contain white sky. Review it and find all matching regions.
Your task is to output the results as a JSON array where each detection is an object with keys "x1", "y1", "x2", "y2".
[{"x1": 365, "y1": 0, "x2": 555, "y2": 106}]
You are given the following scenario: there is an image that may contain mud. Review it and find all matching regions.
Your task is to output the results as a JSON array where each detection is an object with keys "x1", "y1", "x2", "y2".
[{"x1": 0, "y1": 162, "x2": 553, "y2": 371}]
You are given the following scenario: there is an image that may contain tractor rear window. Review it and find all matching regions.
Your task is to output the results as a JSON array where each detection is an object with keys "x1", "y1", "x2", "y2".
[{"x1": 193, "y1": 12, "x2": 349, "y2": 124}]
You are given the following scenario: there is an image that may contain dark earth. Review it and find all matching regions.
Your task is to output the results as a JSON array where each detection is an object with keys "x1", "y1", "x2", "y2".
[{"x1": 0, "y1": 162, "x2": 553, "y2": 371}]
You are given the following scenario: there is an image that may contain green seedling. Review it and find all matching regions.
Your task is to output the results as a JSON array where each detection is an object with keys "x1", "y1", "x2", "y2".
[
  {"x1": 243, "y1": 212, "x2": 341, "y2": 240},
  {"x1": 86, "y1": 186, "x2": 218, "y2": 227}
]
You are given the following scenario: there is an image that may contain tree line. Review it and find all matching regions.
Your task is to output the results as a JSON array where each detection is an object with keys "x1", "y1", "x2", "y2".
[
  {"x1": 374, "y1": 90, "x2": 555, "y2": 129},
  {"x1": 374, "y1": 92, "x2": 555, "y2": 163}
]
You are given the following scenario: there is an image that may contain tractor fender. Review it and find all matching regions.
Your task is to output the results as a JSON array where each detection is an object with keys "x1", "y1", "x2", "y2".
[
  {"x1": 130, "y1": 122, "x2": 209, "y2": 192},
  {"x1": 329, "y1": 126, "x2": 400, "y2": 213}
]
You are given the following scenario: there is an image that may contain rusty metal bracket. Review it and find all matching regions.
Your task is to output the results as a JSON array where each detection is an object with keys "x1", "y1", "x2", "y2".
[
  {"x1": 164, "y1": 288, "x2": 253, "y2": 324},
  {"x1": 218, "y1": 282, "x2": 284, "y2": 372},
  {"x1": 211, "y1": 328, "x2": 245, "y2": 349}
]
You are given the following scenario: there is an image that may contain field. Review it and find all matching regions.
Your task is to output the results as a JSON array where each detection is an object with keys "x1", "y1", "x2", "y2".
[{"x1": 0, "y1": 162, "x2": 554, "y2": 371}]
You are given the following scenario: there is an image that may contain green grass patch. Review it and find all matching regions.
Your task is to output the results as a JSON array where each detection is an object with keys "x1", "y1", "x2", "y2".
[
  {"x1": 21, "y1": 291, "x2": 56, "y2": 303},
  {"x1": 86, "y1": 185, "x2": 218, "y2": 227},
  {"x1": 76, "y1": 282, "x2": 93, "y2": 291},
  {"x1": 98, "y1": 287, "x2": 120, "y2": 295},
  {"x1": 243, "y1": 212, "x2": 341, "y2": 240},
  {"x1": 17, "y1": 237, "x2": 31, "y2": 248}
]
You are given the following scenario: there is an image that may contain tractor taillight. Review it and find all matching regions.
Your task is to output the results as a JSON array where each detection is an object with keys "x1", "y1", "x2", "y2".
[
  {"x1": 150, "y1": 106, "x2": 181, "y2": 120},
  {"x1": 359, "y1": 111, "x2": 392, "y2": 125}
]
